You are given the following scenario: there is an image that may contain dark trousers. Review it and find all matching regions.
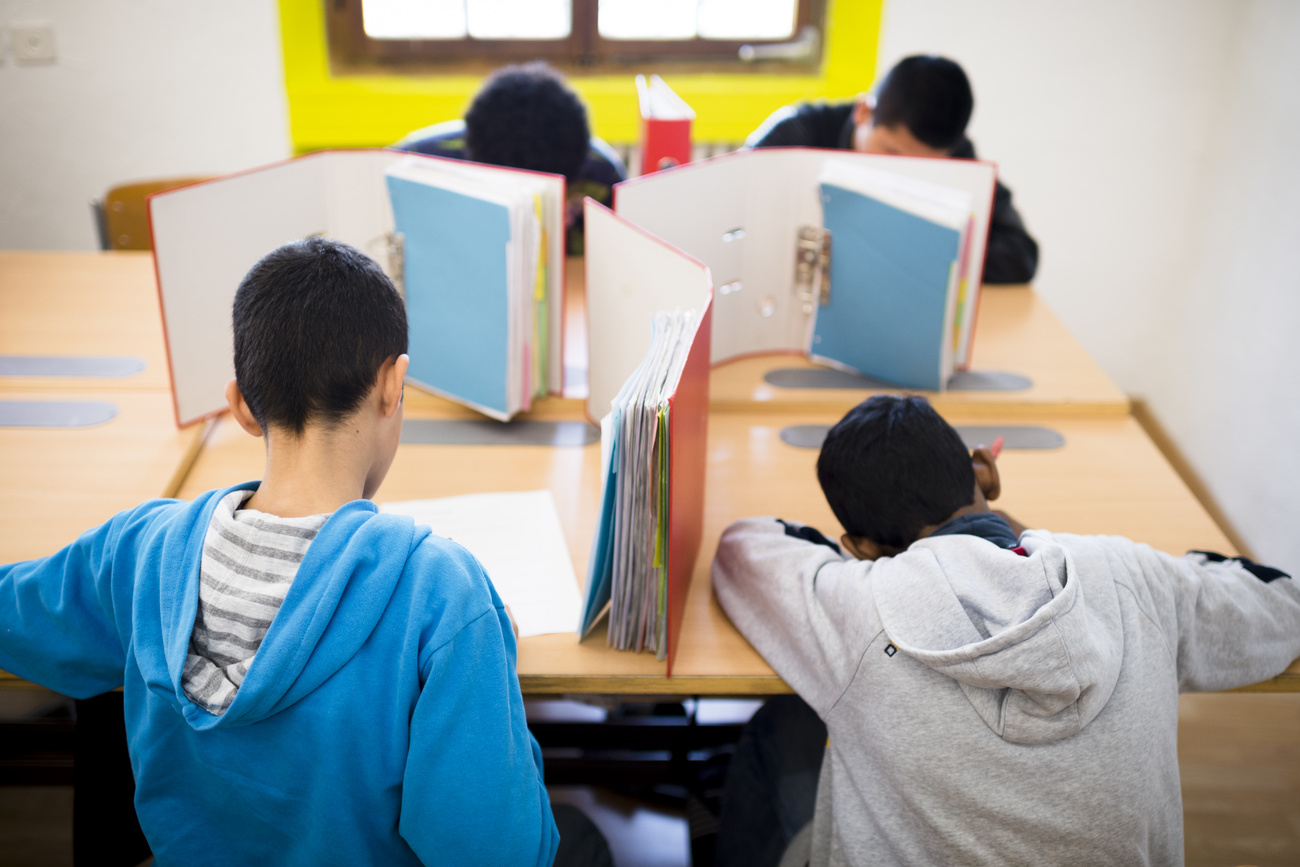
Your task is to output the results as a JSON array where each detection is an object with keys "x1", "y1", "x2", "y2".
[
  {"x1": 73, "y1": 692, "x2": 151, "y2": 867},
  {"x1": 715, "y1": 695, "x2": 826, "y2": 867}
]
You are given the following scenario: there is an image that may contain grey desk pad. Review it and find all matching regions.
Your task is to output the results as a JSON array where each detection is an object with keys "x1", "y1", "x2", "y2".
[
  {"x1": 0, "y1": 400, "x2": 118, "y2": 428},
  {"x1": 401, "y1": 418, "x2": 599, "y2": 447},
  {"x1": 780, "y1": 423, "x2": 1065, "y2": 451},
  {"x1": 0, "y1": 355, "x2": 147, "y2": 378},
  {"x1": 764, "y1": 368, "x2": 1032, "y2": 392}
]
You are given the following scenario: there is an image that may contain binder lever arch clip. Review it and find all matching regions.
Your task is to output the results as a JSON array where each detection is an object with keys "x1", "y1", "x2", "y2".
[
  {"x1": 795, "y1": 225, "x2": 832, "y2": 314},
  {"x1": 386, "y1": 231, "x2": 405, "y2": 297}
]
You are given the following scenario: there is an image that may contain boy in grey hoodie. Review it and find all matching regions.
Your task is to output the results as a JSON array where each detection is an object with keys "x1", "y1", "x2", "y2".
[{"x1": 711, "y1": 395, "x2": 1300, "y2": 867}]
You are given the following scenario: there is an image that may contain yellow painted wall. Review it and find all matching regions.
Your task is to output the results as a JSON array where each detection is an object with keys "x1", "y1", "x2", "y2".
[{"x1": 279, "y1": 0, "x2": 883, "y2": 151}]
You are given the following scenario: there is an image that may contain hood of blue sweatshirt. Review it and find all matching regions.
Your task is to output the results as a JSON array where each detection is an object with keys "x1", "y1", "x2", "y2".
[{"x1": 139, "y1": 483, "x2": 427, "y2": 731}]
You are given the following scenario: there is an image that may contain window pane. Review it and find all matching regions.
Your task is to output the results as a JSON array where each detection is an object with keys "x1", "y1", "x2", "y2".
[
  {"x1": 363, "y1": 0, "x2": 467, "y2": 39},
  {"x1": 468, "y1": 0, "x2": 571, "y2": 39},
  {"x1": 697, "y1": 0, "x2": 796, "y2": 40},
  {"x1": 599, "y1": 0, "x2": 697, "y2": 40}
]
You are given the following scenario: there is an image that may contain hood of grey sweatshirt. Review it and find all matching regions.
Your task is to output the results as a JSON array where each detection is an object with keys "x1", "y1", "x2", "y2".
[{"x1": 873, "y1": 533, "x2": 1121, "y2": 744}]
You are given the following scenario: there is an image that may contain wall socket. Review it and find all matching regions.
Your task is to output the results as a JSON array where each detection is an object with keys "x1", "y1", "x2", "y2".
[{"x1": 11, "y1": 22, "x2": 56, "y2": 64}]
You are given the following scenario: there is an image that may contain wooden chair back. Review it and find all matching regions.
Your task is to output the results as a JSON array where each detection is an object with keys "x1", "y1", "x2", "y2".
[{"x1": 100, "y1": 177, "x2": 210, "y2": 251}]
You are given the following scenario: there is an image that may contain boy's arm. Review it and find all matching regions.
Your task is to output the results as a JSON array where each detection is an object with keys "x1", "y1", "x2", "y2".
[
  {"x1": 400, "y1": 604, "x2": 558, "y2": 867},
  {"x1": 1086, "y1": 533, "x2": 1300, "y2": 692},
  {"x1": 1159, "y1": 548, "x2": 1300, "y2": 691},
  {"x1": 713, "y1": 517, "x2": 879, "y2": 715},
  {"x1": 0, "y1": 507, "x2": 154, "y2": 697},
  {"x1": 982, "y1": 182, "x2": 1039, "y2": 284}
]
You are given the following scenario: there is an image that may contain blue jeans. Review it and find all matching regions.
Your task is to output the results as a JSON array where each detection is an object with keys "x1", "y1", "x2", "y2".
[{"x1": 716, "y1": 695, "x2": 826, "y2": 867}]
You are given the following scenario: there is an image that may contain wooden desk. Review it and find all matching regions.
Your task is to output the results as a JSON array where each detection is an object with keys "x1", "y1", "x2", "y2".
[
  {"x1": 708, "y1": 287, "x2": 1131, "y2": 418},
  {"x1": 0, "y1": 389, "x2": 207, "y2": 568},
  {"x1": 0, "y1": 251, "x2": 171, "y2": 392},
  {"x1": 170, "y1": 399, "x2": 1296, "y2": 694}
]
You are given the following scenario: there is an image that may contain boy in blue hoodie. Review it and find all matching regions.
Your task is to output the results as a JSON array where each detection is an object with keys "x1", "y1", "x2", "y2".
[{"x1": 0, "y1": 238, "x2": 560, "y2": 866}]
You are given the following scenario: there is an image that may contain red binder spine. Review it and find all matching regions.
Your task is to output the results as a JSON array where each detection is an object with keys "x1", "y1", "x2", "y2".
[
  {"x1": 664, "y1": 297, "x2": 712, "y2": 676},
  {"x1": 641, "y1": 117, "x2": 693, "y2": 175}
]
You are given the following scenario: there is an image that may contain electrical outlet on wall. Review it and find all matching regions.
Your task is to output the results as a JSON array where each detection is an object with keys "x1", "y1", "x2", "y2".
[{"x1": 11, "y1": 21, "x2": 56, "y2": 64}]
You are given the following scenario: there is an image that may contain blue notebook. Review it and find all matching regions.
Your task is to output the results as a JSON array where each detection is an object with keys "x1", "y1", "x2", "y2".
[
  {"x1": 814, "y1": 183, "x2": 963, "y2": 391},
  {"x1": 387, "y1": 175, "x2": 512, "y2": 418}
]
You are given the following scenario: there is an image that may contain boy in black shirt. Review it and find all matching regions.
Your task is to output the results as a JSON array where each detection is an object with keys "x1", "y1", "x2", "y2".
[{"x1": 749, "y1": 55, "x2": 1038, "y2": 284}]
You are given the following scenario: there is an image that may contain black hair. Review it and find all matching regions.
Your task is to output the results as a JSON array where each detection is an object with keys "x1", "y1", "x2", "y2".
[
  {"x1": 872, "y1": 55, "x2": 974, "y2": 152},
  {"x1": 816, "y1": 395, "x2": 975, "y2": 549},
  {"x1": 232, "y1": 237, "x2": 408, "y2": 436},
  {"x1": 464, "y1": 62, "x2": 591, "y2": 180}
]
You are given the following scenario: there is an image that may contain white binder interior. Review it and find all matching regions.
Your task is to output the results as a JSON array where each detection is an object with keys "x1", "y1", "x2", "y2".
[
  {"x1": 150, "y1": 150, "x2": 565, "y2": 428},
  {"x1": 613, "y1": 147, "x2": 997, "y2": 368},
  {"x1": 583, "y1": 201, "x2": 712, "y2": 421}
]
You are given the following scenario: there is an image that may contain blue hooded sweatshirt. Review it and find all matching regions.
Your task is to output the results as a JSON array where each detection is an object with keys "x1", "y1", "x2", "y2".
[{"x1": 0, "y1": 483, "x2": 559, "y2": 866}]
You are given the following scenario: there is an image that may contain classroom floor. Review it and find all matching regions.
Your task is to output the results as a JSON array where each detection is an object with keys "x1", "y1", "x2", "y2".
[{"x1": 2, "y1": 694, "x2": 1298, "y2": 866}]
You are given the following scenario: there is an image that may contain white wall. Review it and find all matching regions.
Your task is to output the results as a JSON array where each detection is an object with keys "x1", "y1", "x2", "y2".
[
  {"x1": 0, "y1": 0, "x2": 291, "y2": 249},
  {"x1": 880, "y1": 0, "x2": 1300, "y2": 572}
]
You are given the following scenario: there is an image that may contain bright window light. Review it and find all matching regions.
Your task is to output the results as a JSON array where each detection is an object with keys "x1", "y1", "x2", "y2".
[
  {"x1": 363, "y1": 0, "x2": 571, "y2": 40},
  {"x1": 697, "y1": 0, "x2": 796, "y2": 40},
  {"x1": 599, "y1": 0, "x2": 697, "y2": 40},
  {"x1": 363, "y1": 0, "x2": 467, "y2": 39},
  {"x1": 468, "y1": 0, "x2": 571, "y2": 39}
]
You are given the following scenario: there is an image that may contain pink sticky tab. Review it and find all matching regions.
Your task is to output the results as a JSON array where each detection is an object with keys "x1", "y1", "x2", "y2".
[{"x1": 991, "y1": 436, "x2": 1004, "y2": 458}]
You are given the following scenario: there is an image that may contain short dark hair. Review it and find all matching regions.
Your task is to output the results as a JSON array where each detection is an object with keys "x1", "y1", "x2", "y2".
[
  {"x1": 464, "y1": 62, "x2": 591, "y2": 180},
  {"x1": 816, "y1": 396, "x2": 975, "y2": 549},
  {"x1": 873, "y1": 55, "x2": 974, "y2": 152},
  {"x1": 232, "y1": 237, "x2": 407, "y2": 436}
]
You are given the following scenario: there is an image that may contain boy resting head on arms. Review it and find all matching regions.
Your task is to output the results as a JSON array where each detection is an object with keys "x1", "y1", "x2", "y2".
[
  {"x1": 713, "y1": 395, "x2": 1299, "y2": 867},
  {"x1": 0, "y1": 238, "x2": 558, "y2": 866},
  {"x1": 748, "y1": 54, "x2": 1038, "y2": 284}
]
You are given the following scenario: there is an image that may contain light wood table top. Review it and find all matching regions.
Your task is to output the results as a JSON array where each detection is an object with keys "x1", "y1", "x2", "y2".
[
  {"x1": 0, "y1": 389, "x2": 207, "y2": 566},
  {"x1": 167, "y1": 397, "x2": 1294, "y2": 694},
  {"x1": 708, "y1": 286, "x2": 1130, "y2": 418},
  {"x1": 0, "y1": 251, "x2": 172, "y2": 392}
]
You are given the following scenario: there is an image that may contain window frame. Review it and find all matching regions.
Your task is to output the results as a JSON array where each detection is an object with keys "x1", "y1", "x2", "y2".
[{"x1": 325, "y1": 0, "x2": 827, "y2": 74}]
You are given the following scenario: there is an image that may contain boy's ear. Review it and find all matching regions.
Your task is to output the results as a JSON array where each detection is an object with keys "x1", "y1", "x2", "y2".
[
  {"x1": 841, "y1": 534, "x2": 886, "y2": 562},
  {"x1": 971, "y1": 446, "x2": 1002, "y2": 502},
  {"x1": 224, "y1": 379, "x2": 264, "y2": 438},
  {"x1": 379, "y1": 354, "x2": 410, "y2": 419},
  {"x1": 852, "y1": 95, "x2": 875, "y2": 129}
]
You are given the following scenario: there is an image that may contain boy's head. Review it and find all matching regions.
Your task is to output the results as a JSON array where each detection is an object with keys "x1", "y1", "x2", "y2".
[
  {"x1": 816, "y1": 396, "x2": 999, "y2": 559},
  {"x1": 851, "y1": 55, "x2": 974, "y2": 157},
  {"x1": 229, "y1": 237, "x2": 408, "y2": 438},
  {"x1": 465, "y1": 62, "x2": 591, "y2": 180}
]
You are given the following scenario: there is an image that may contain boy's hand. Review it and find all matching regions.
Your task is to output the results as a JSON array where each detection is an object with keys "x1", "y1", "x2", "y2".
[
  {"x1": 993, "y1": 509, "x2": 1028, "y2": 537},
  {"x1": 503, "y1": 605, "x2": 519, "y2": 642}
]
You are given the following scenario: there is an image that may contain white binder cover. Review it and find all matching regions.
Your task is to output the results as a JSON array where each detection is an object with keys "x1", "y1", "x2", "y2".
[
  {"x1": 583, "y1": 200, "x2": 713, "y2": 422},
  {"x1": 612, "y1": 147, "x2": 998, "y2": 370}
]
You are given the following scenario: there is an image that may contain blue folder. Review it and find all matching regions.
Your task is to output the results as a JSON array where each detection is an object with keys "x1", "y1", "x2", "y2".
[
  {"x1": 814, "y1": 184, "x2": 962, "y2": 391},
  {"x1": 387, "y1": 175, "x2": 512, "y2": 417}
]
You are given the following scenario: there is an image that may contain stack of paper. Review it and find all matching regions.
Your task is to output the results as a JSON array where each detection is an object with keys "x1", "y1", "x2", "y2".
[
  {"x1": 815, "y1": 159, "x2": 975, "y2": 390},
  {"x1": 385, "y1": 157, "x2": 564, "y2": 420},
  {"x1": 380, "y1": 490, "x2": 581, "y2": 638},
  {"x1": 581, "y1": 309, "x2": 699, "y2": 659}
]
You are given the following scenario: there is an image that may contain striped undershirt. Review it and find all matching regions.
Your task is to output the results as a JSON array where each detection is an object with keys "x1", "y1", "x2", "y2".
[{"x1": 181, "y1": 489, "x2": 331, "y2": 715}]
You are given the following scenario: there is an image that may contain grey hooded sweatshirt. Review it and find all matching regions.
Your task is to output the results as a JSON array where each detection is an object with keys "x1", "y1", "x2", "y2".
[{"x1": 713, "y1": 517, "x2": 1300, "y2": 866}]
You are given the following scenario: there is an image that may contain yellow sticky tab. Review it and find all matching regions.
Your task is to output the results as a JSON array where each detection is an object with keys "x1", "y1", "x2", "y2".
[{"x1": 534, "y1": 195, "x2": 547, "y2": 302}]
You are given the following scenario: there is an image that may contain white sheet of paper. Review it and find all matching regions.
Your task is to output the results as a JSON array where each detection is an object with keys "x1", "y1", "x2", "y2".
[{"x1": 380, "y1": 490, "x2": 581, "y2": 637}]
